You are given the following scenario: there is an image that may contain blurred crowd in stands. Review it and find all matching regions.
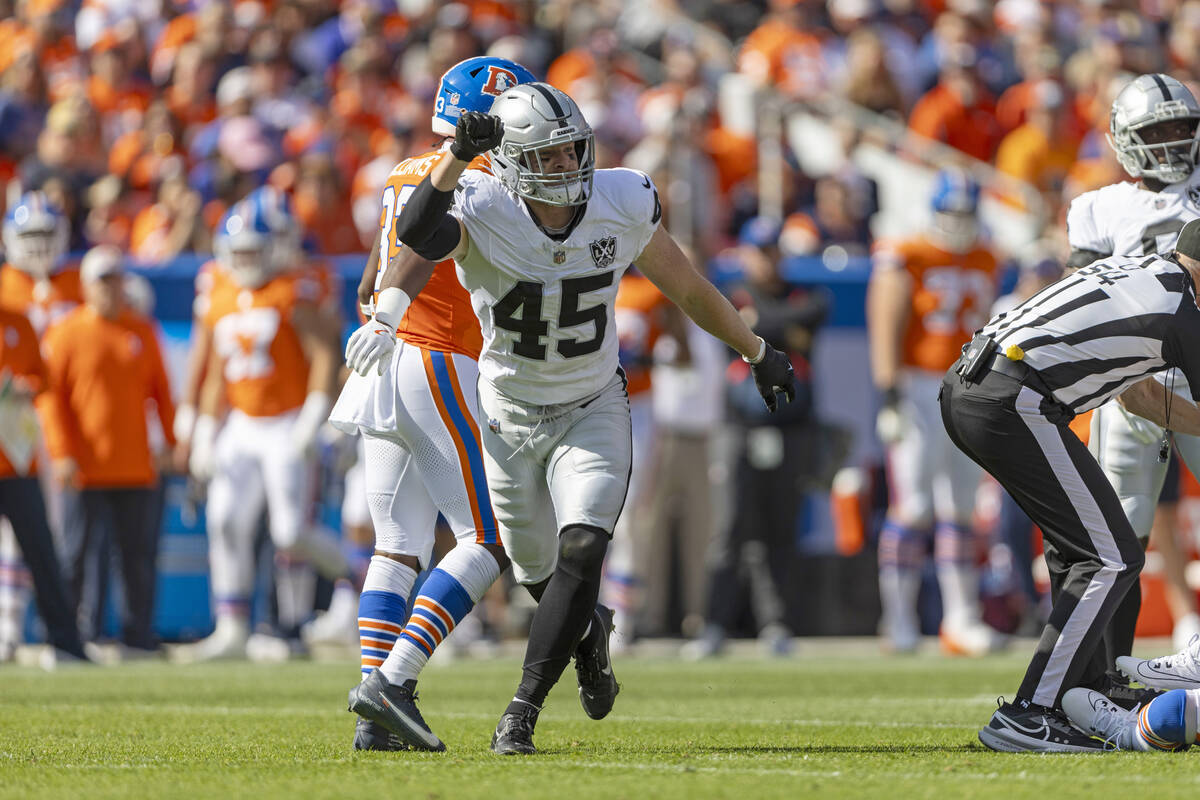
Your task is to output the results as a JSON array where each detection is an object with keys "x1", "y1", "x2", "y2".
[
  {"x1": 6, "y1": 0, "x2": 1200, "y2": 659},
  {"x1": 7, "y1": 0, "x2": 1196, "y2": 268}
]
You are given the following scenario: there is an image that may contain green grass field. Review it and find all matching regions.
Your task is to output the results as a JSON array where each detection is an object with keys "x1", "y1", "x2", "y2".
[{"x1": 2, "y1": 642, "x2": 1198, "y2": 799}]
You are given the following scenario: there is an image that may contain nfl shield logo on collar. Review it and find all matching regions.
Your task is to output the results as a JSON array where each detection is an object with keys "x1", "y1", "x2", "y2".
[
  {"x1": 590, "y1": 236, "x2": 616, "y2": 268},
  {"x1": 553, "y1": 249, "x2": 567, "y2": 264},
  {"x1": 488, "y1": 418, "x2": 501, "y2": 433}
]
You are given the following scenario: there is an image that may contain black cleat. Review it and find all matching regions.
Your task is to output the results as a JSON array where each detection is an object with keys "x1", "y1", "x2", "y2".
[
  {"x1": 353, "y1": 717, "x2": 408, "y2": 752},
  {"x1": 978, "y1": 697, "x2": 1113, "y2": 753},
  {"x1": 347, "y1": 668, "x2": 446, "y2": 752},
  {"x1": 1098, "y1": 671, "x2": 1164, "y2": 711},
  {"x1": 490, "y1": 705, "x2": 539, "y2": 755},
  {"x1": 574, "y1": 605, "x2": 619, "y2": 720}
]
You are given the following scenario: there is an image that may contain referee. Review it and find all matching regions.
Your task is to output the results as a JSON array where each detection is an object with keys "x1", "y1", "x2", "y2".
[{"x1": 942, "y1": 218, "x2": 1200, "y2": 752}]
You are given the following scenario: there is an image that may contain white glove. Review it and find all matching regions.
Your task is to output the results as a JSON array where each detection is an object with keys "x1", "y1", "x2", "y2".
[
  {"x1": 188, "y1": 414, "x2": 218, "y2": 481},
  {"x1": 291, "y1": 391, "x2": 332, "y2": 458},
  {"x1": 344, "y1": 287, "x2": 410, "y2": 376},
  {"x1": 345, "y1": 318, "x2": 396, "y2": 376},
  {"x1": 173, "y1": 403, "x2": 196, "y2": 445},
  {"x1": 876, "y1": 406, "x2": 906, "y2": 445}
]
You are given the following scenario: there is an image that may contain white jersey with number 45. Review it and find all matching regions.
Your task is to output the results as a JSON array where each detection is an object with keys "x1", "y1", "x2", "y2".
[
  {"x1": 450, "y1": 167, "x2": 661, "y2": 405},
  {"x1": 1067, "y1": 171, "x2": 1200, "y2": 258}
]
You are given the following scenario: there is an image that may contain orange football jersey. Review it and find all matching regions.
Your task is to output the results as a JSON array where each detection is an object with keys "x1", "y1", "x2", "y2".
[
  {"x1": 202, "y1": 264, "x2": 328, "y2": 417},
  {"x1": 0, "y1": 264, "x2": 84, "y2": 336},
  {"x1": 0, "y1": 307, "x2": 47, "y2": 478},
  {"x1": 614, "y1": 273, "x2": 670, "y2": 397},
  {"x1": 872, "y1": 236, "x2": 999, "y2": 373},
  {"x1": 375, "y1": 147, "x2": 485, "y2": 360}
]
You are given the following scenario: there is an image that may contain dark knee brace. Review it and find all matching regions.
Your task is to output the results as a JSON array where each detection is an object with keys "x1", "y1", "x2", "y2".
[{"x1": 556, "y1": 524, "x2": 609, "y2": 582}]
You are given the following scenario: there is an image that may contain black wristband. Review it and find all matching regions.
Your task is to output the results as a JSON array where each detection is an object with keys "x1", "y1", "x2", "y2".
[
  {"x1": 449, "y1": 141, "x2": 476, "y2": 162},
  {"x1": 881, "y1": 387, "x2": 900, "y2": 409}
]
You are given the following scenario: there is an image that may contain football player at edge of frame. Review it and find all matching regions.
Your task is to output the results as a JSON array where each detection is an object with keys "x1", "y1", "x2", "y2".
[
  {"x1": 343, "y1": 82, "x2": 796, "y2": 755},
  {"x1": 1068, "y1": 73, "x2": 1200, "y2": 691}
]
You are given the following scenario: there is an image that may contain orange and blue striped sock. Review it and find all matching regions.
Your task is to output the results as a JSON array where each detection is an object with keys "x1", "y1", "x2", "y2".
[
  {"x1": 1134, "y1": 689, "x2": 1191, "y2": 751},
  {"x1": 358, "y1": 555, "x2": 415, "y2": 679},
  {"x1": 381, "y1": 542, "x2": 500, "y2": 685}
]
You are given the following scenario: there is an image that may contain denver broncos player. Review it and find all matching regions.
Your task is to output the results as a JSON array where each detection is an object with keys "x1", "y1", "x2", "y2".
[
  {"x1": 0, "y1": 192, "x2": 80, "y2": 661},
  {"x1": 868, "y1": 170, "x2": 1001, "y2": 656},
  {"x1": 330, "y1": 56, "x2": 539, "y2": 753},
  {"x1": 177, "y1": 187, "x2": 347, "y2": 662},
  {"x1": 1068, "y1": 73, "x2": 1200, "y2": 689},
  {"x1": 344, "y1": 83, "x2": 795, "y2": 755}
]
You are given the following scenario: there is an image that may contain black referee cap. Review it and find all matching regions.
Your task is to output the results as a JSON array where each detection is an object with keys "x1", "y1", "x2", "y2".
[{"x1": 1177, "y1": 218, "x2": 1200, "y2": 261}]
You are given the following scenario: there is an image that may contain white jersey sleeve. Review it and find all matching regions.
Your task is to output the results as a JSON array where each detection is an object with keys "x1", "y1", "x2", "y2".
[{"x1": 1066, "y1": 190, "x2": 1113, "y2": 256}]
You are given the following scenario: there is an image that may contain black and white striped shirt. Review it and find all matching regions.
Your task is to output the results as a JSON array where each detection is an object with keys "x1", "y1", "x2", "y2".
[{"x1": 980, "y1": 253, "x2": 1200, "y2": 413}]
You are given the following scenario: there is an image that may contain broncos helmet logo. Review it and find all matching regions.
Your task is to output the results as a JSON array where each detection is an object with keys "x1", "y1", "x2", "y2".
[{"x1": 482, "y1": 66, "x2": 519, "y2": 96}]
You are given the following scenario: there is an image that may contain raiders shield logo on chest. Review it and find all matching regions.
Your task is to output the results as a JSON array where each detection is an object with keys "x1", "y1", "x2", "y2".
[{"x1": 590, "y1": 236, "x2": 617, "y2": 268}]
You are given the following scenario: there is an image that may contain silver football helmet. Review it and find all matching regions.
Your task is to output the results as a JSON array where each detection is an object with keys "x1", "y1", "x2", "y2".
[
  {"x1": 1108, "y1": 73, "x2": 1200, "y2": 184},
  {"x1": 488, "y1": 83, "x2": 595, "y2": 207}
]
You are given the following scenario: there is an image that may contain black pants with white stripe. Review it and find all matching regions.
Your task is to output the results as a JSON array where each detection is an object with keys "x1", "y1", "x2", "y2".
[{"x1": 940, "y1": 368, "x2": 1144, "y2": 708}]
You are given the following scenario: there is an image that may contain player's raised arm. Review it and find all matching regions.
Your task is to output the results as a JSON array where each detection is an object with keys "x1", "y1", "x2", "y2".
[{"x1": 633, "y1": 224, "x2": 796, "y2": 412}]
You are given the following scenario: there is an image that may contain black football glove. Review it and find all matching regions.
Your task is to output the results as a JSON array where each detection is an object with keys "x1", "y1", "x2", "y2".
[
  {"x1": 750, "y1": 344, "x2": 797, "y2": 413},
  {"x1": 450, "y1": 111, "x2": 504, "y2": 162}
]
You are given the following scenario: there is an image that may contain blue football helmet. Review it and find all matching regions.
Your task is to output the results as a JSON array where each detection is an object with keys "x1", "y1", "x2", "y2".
[
  {"x1": 929, "y1": 169, "x2": 981, "y2": 252},
  {"x1": 2, "y1": 191, "x2": 68, "y2": 278},
  {"x1": 431, "y1": 56, "x2": 537, "y2": 137},
  {"x1": 214, "y1": 187, "x2": 300, "y2": 288}
]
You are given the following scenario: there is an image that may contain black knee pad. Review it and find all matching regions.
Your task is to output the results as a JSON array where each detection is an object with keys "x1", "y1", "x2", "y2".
[{"x1": 557, "y1": 524, "x2": 609, "y2": 576}]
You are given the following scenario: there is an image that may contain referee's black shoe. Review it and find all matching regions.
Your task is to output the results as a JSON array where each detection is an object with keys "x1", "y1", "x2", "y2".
[
  {"x1": 347, "y1": 669, "x2": 446, "y2": 752},
  {"x1": 491, "y1": 704, "x2": 539, "y2": 755},
  {"x1": 575, "y1": 604, "x2": 619, "y2": 720},
  {"x1": 978, "y1": 697, "x2": 1114, "y2": 752},
  {"x1": 1098, "y1": 671, "x2": 1163, "y2": 710}
]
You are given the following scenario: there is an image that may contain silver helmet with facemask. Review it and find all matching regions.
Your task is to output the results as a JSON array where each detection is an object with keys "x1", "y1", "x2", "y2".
[
  {"x1": 1108, "y1": 73, "x2": 1200, "y2": 185},
  {"x1": 488, "y1": 83, "x2": 595, "y2": 207}
]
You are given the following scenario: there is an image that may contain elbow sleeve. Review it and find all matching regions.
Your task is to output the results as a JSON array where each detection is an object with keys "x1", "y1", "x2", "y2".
[{"x1": 394, "y1": 175, "x2": 457, "y2": 253}]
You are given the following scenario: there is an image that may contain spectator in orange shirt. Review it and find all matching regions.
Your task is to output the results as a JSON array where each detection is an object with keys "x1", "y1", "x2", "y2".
[
  {"x1": 995, "y1": 79, "x2": 1080, "y2": 213},
  {"x1": 41, "y1": 246, "x2": 176, "y2": 652},
  {"x1": 0, "y1": 305, "x2": 88, "y2": 665},
  {"x1": 293, "y1": 150, "x2": 363, "y2": 253},
  {"x1": 908, "y1": 47, "x2": 1001, "y2": 162}
]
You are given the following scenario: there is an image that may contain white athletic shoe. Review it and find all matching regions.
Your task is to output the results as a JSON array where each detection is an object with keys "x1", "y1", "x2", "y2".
[
  {"x1": 1061, "y1": 688, "x2": 1137, "y2": 750},
  {"x1": 1117, "y1": 634, "x2": 1200, "y2": 690},
  {"x1": 302, "y1": 583, "x2": 359, "y2": 647},
  {"x1": 172, "y1": 617, "x2": 249, "y2": 663},
  {"x1": 246, "y1": 632, "x2": 294, "y2": 663},
  {"x1": 940, "y1": 620, "x2": 1004, "y2": 657}
]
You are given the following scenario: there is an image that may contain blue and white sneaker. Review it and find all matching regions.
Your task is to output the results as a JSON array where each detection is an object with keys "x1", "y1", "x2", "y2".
[
  {"x1": 978, "y1": 697, "x2": 1113, "y2": 753},
  {"x1": 1061, "y1": 688, "x2": 1137, "y2": 750},
  {"x1": 1117, "y1": 635, "x2": 1200, "y2": 690}
]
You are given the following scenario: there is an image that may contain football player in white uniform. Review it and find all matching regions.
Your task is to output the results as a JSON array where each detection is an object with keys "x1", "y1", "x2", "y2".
[
  {"x1": 1067, "y1": 72, "x2": 1200, "y2": 699},
  {"x1": 345, "y1": 83, "x2": 796, "y2": 754}
]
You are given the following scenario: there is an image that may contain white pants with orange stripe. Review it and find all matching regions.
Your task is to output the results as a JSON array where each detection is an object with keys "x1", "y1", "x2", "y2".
[{"x1": 329, "y1": 341, "x2": 499, "y2": 569}]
